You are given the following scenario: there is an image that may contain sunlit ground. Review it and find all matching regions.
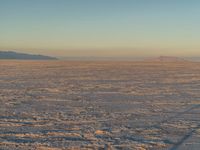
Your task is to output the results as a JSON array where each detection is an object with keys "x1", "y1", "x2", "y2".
[{"x1": 0, "y1": 60, "x2": 200, "y2": 150}]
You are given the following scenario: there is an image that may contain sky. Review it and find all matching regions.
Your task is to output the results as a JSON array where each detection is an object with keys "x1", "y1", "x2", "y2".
[{"x1": 0, "y1": 0, "x2": 200, "y2": 58}]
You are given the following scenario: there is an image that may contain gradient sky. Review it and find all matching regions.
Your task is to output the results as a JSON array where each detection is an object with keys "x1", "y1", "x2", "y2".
[{"x1": 0, "y1": 0, "x2": 200, "y2": 57}]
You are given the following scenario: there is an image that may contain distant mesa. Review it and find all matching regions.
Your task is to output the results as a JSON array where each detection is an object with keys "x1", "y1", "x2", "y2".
[
  {"x1": 145, "y1": 56, "x2": 188, "y2": 62},
  {"x1": 0, "y1": 51, "x2": 57, "y2": 60}
]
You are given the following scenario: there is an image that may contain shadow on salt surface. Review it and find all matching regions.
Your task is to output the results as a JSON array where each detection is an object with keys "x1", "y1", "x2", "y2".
[
  {"x1": 121, "y1": 104, "x2": 200, "y2": 150},
  {"x1": 157, "y1": 104, "x2": 200, "y2": 150},
  {"x1": 169, "y1": 124, "x2": 200, "y2": 150},
  {"x1": 151, "y1": 104, "x2": 200, "y2": 129}
]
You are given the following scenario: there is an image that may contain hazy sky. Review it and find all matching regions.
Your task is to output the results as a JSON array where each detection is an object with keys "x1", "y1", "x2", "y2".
[{"x1": 0, "y1": 0, "x2": 200, "y2": 57}]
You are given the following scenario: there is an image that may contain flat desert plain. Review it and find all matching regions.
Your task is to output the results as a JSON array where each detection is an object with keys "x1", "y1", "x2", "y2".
[{"x1": 0, "y1": 61, "x2": 200, "y2": 150}]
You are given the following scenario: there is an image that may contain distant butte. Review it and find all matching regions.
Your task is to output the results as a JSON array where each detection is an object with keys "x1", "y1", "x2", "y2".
[{"x1": 145, "y1": 56, "x2": 188, "y2": 62}]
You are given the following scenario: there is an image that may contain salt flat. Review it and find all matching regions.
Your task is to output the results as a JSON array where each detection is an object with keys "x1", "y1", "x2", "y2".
[{"x1": 0, "y1": 60, "x2": 200, "y2": 150}]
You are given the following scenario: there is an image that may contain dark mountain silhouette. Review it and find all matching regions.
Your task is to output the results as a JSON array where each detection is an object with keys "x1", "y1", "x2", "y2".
[{"x1": 0, "y1": 51, "x2": 57, "y2": 60}]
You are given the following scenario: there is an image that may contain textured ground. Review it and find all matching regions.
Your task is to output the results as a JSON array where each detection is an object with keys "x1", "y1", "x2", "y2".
[{"x1": 0, "y1": 60, "x2": 200, "y2": 150}]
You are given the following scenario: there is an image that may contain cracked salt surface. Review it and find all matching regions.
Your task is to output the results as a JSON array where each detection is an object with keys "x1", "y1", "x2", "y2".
[{"x1": 0, "y1": 60, "x2": 200, "y2": 149}]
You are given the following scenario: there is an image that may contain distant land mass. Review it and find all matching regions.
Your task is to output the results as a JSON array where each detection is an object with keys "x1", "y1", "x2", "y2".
[
  {"x1": 0, "y1": 51, "x2": 57, "y2": 60},
  {"x1": 145, "y1": 56, "x2": 188, "y2": 62}
]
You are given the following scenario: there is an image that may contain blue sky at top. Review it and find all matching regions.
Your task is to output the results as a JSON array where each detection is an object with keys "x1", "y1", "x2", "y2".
[{"x1": 0, "y1": 0, "x2": 200, "y2": 57}]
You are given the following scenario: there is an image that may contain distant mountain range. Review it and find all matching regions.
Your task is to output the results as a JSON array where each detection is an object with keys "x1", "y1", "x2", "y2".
[{"x1": 0, "y1": 51, "x2": 57, "y2": 60}]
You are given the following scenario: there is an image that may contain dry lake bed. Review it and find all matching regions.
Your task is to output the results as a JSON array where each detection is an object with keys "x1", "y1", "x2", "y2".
[{"x1": 0, "y1": 60, "x2": 200, "y2": 150}]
